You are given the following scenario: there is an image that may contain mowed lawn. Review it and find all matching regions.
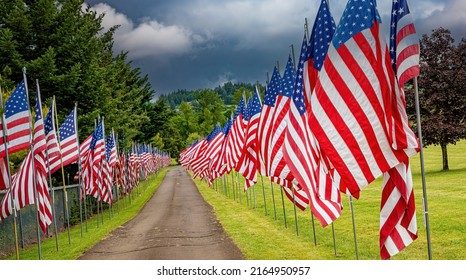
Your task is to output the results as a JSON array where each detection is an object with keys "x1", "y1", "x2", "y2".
[{"x1": 196, "y1": 141, "x2": 466, "y2": 260}]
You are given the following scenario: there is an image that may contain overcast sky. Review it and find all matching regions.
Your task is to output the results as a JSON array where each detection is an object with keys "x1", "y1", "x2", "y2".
[{"x1": 84, "y1": 0, "x2": 466, "y2": 97}]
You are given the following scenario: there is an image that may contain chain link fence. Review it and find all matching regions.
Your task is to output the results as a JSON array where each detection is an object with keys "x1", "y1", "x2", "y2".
[{"x1": 0, "y1": 184, "x2": 104, "y2": 258}]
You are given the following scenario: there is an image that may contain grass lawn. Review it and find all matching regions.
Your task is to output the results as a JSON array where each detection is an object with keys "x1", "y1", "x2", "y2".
[
  {"x1": 195, "y1": 141, "x2": 466, "y2": 260},
  {"x1": 2, "y1": 167, "x2": 171, "y2": 260}
]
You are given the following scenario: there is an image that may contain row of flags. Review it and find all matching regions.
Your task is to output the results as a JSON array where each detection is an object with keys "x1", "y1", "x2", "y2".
[
  {"x1": 180, "y1": 0, "x2": 420, "y2": 259},
  {"x1": 0, "y1": 75, "x2": 171, "y2": 235}
]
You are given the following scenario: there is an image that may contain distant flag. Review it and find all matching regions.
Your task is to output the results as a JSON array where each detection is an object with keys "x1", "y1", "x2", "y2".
[
  {"x1": 0, "y1": 81, "x2": 31, "y2": 157},
  {"x1": 106, "y1": 130, "x2": 118, "y2": 168}
]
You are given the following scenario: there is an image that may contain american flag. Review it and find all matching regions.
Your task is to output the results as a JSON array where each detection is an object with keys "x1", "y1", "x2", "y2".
[
  {"x1": 191, "y1": 125, "x2": 221, "y2": 178},
  {"x1": 86, "y1": 121, "x2": 105, "y2": 200},
  {"x1": 257, "y1": 67, "x2": 281, "y2": 178},
  {"x1": 209, "y1": 119, "x2": 232, "y2": 179},
  {"x1": 44, "y1": 99, "x2": 60, "y2": 161},
  {"x1": 0, "y1": 80, "x2": 31, "y2": 157},
  {"x1": 379, "y1": 0, "x2": 419, "y2": 260},
  {"x1": 226, "y1": 95, "x2": 246, "y2": 173},
  {"x1": 106, "y1": 130, "x2": 118, "y2": 167},
  {"x1": 49, "y1": 108, "x2": 79, "y2": 174},
  {"x1": 237, "y1": 87, "x2": 262, "y2": 189},
  {"x1": 266, "y1": 55, "x2": 295, "y2": 188},
  {"x1": 389, "y1": 0, "x2": 419, "y2": 87},
  {"x1": 308, "y1": 0, "x2": 419, "y2": 196},
  {"x1": 283, "y1": 0, "x2": 342, "y2": 227},
  {"x1": 0, "y1": 86, "x2": 52, "y2": 233}
]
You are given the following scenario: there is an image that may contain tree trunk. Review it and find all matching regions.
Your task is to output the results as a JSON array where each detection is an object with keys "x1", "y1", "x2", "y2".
[{"x1": 441, "y1": 142, "x2": 449, "y2": 171}]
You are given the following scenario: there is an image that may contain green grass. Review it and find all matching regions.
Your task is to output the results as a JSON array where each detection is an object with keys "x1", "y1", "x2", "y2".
[
  {"x1": 196, "y1": 141, "x2": 466, "y2": 260},
  {"x1": 2, "y1": 167, "x2": 171, "y2": 260}
]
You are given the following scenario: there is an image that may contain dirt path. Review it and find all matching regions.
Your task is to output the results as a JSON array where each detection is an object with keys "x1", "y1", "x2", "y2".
[{"x1": 78, "y1": 166, "x2": 243, "y2": 260}]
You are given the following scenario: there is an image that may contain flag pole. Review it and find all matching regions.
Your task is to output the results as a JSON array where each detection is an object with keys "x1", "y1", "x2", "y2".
[
  {"x1": 348, "y1": 194, "x2": 359, "y2": 259},
  {"x1": 413, "y1": 77, "x2": 432, "y2": 259},
  {"x1": 73, "y1": 103, "x2": 84, "y2": 237},
  {"x1": 27, "y1": 75, "x2": 42, "y2": 259},
  {"x1": 289, "y1": 43, "x2": 300, "y2": 236},
  {"x1": 53, "y1": 94, "x2": 71, "y2": 244},
  {"x1": 279, "y1": 185, "x2": 287, "y2": 228},
  {"x1": 269, "y1": 179, "x2": 277, "y2": 220},
  {"x1": 237, "y1": 171, "x2": 242, "y2": 204},
  {"x1": 75, "y1": 102, "x2": 88, "y2": 233},
  {"x1": 114, "y1": 129, "x2": 121, "y2": 214},
  {"x1": 260, "y1": 175, "x2": 267, "y2": 216},
  {"x1": 304, "y1": 16, "x2": 319, "y2": 247},
  {"x1": 0, "y1": 84, "x2": 20, "y2": 260},
  {"x1": 291, "y1": 187, "x2": 299, "y2": 236},
  {"x1": 44, "y1": 96, "x2": 59, "y2": 250}
]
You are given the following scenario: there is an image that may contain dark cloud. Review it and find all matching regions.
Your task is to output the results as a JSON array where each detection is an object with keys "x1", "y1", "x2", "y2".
[{"x1": 84, "y1": 1, "x2": 464, "y2": 96}]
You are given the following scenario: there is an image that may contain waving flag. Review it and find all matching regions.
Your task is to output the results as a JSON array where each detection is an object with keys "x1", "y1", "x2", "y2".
[
  {"x1": 0, "y1": 81, "x2": 31, "y2": 157},
  {"x1": 267, "y1": 55, "x2": 295, "y2": 188},
  {"x1": 308, "y1": 0, "x2": 419, "y2": 196},
  {"x1": 0, "y1": 85, "x2": 52, "y2": 233},
  {"x1": 224, "y1": 95, "x2": 246, "y2": 173},
  {"x1": 283, "y1": 0, "x2": 342, "y2": 227},
  {"x1": 380, "y1": 0, "x2": 419, "y2": 260},
  {"x1": 389, "y1": 0, "x2": 420, "y2": 86},
  {"x1": 49, "y1": 108, "x2": 79, "y2": 174},
  {"x1": 44, "y1": 99, "x2": 60, "y2": 160},
  {"x1": 238, "y1": 87, "x2": 262, "y2": 189}
]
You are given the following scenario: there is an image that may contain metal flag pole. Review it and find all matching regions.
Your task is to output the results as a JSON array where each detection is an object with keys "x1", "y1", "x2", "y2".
[
  {"x1": 0, "y1": 83, "x2": 20, "y2": 259},
  {"x1": 75, "y1": 103, "x2": 88, "y2": 232},
  {"x1": 413, "y1": 77, "x2": 432, "y2": 260},
  {"x1": 27, "y1": 75, "x2": 42, "y2": 259},
  {"x1": 231, "y1": 171, "x2": 235, "y2": 201},
  {"x1": 114, "y1": 129, "x2": 121, "y2": 215},
  {"x1": 44, "y1": 96, "x2": 59, "y2": 249},
  {"x1": 252, "y1": 181, "x2": 257, "y2": 209},
  {"x1": 279, "y1": 185, "x2": 287, "y2": 228},
  {"x1": 331, "y1": 222, "x2": 337, "y2": 256},
  {"x1": 291, "y1": 187, "x2": 299, "y2": 236},
  {"x1": 54, "y1": 94, "x2": 71, "y2": 244},
  {"x1": 237, "y1": 172, "x2": 242, "y2": 204},
  {"x1": 289, "y1": 43, "x2": 299, "y2": 236},
  {"x1": 270, "y1": 180, "x2": 277, "y2": 220},
  {"x1": 348, "y1": 195, "x2": 359, "y2": 259},
  {"x1": 260, "y1": 175, "x2": 267, "y2": 216}
]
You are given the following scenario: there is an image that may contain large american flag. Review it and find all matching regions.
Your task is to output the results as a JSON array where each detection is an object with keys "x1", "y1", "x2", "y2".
[
  {"x1": 0, "y1": 86, "x2": 53, "y2": 233},
  {"x1": 380, "y1": 0, "x2": 419, "y2": 260},
  {"x1": 0, "y1": 81, "x2": 31, "y2": 157},
  {"x1": 283, "y1": 0, "x2": 342, "y2": 227},
  {"x1": 308, "y1": 0, "x2": 419, "y2": 196},
  {"x1": 49, "y1": 108, "x2": 79, "y2": 174}
]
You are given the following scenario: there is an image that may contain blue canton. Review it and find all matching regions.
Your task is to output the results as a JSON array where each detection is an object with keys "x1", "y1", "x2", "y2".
[{"x1": 333, "y1": 0, "x2": 381, "y2": 49}]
